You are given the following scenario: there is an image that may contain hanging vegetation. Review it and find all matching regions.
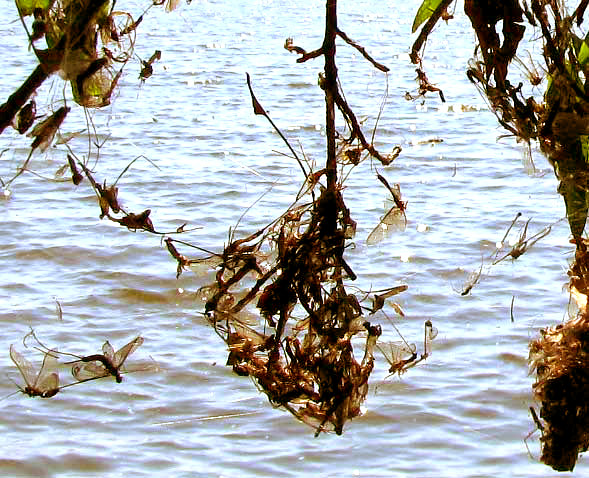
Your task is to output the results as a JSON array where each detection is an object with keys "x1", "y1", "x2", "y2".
[
  {"x1": 0, "y1": 0, "x2": 438, "y2": 437},
  {"x1": 411, "y1": 0, "x2": 589, "y2": 470},
  {"x1": 529, "y1": 243, "x2": 589, "y2": 471},
  {"x1": 178, "y1": 1, "x2": 432, "y2": 435}
]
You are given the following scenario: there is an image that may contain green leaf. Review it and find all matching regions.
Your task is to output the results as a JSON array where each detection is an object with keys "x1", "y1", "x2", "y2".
[
  {"x1": 570, "y1": 32, "x2": 583, "y2": 56},
  {"x1": 579, "y1": 41, "x2": 589, "y2": 67},
  {"x1": 558, "y1": 140, "x2": 589, "y2": 239},
  {"x1": 582, "y1": 135, "x2": 589, "y2": 161},
  {"x1": 71, "y1": 61, "x2": 120, "y2": 108},
  {"x1": 562, "y1": 180, "x2": 588, "y2": 239},
  {"x1": 16, "y1": 0, "x2": 52, "y2": 16},
  {"x1": 412, "y1": 0, "x2": 444, "y2": 34}
]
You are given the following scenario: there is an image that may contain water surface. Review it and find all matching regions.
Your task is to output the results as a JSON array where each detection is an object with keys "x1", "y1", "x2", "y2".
[{"x1": 0, "y1": 2, "x2": 579, "y2": 477}]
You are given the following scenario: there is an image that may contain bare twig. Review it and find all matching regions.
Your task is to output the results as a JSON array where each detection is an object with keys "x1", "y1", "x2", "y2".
[
  {"x1": 245, "y1": 73, "x2": 307, "y2": 179},
  {"x1": 336, "y1": 28, "x2": 389, "y2": 72}
]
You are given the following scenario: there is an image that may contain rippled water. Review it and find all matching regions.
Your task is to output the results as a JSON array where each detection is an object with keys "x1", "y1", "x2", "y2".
[{"x1": 0, "y1": 2, "x2": 581, "y2": 477}]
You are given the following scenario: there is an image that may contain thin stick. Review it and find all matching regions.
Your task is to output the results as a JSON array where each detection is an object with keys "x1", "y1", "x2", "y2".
[
  {"x1": 410, "y1": 0, "x2": 455, "y2": 64},
  {"x1": 245, "y1": 73, "x2": 307, "y2": 179},
  {"x1": 336, "y1": 28, "x2": 389, "y2": 72},
  {"x1": 113, "y1": 155, "x2": 161, "y2": 186}
]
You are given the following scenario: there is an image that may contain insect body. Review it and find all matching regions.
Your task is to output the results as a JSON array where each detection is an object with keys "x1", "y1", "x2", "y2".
[
  {"x1": 9, "y1": 345, "x2": 60, "y2": 398},
  {"x1": 367, "y1": 173, "x2": 407, "y2": 245},
  {"x1": 71, "y1": 337, "x2": 144, "y2": 383}
]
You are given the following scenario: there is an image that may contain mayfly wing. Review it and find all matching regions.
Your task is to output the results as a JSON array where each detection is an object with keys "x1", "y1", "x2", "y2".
[
  {"x1": 366, "y1": 219, "x2": 386, "y2": 245},
  {"x1": 34, "y1": 350, "x2": 59, "y2": 393},
  {"x1": 113, "y1": 337, "x2": 144, "y2": 368},
  {"x1": 377, "y1": 172, "x2": 407, "y2": 214},
  {"x1": 376, "y1": 342, "x2": 394, "y2": 368},
  {"x1": 72, "y1": 361, "x2": 109, "y2": 381},
  {"x1": 121, "y1": 357, "x2": 161, "y2": 374},
  {"x1": 391, "y1": 341, "x2": 417, "y2": 361},
  {"x1": 10, "y1": 345, "x2": 59, "y2": 397},
  {"x1": 424, "y1": 320, "x2": 438, "y2": 356},
  {"x1": 467, "y1": 264, "x2": 483, "y2": 284},
  {"x1": 373, "y1": 285, "x2": 409, "y2": 299},
  {"x1": 521, "y1": 141, "x2": 540, "y2": 177},
  {"x1": 380, "y1": 203, "x2": 407, "y2": 231},
  {"x1": 366, "y1": 203, "x2": 405, "y2": 245},
  {"x1": 166, "y1": 0, "x2": 181, "y2": 12},
  {"x1": 102, "y1": 340, "x2": 116, "y2": 363},
  {"x1": 230, "y1": 322, "x2": 265, "y2": 346},
  {"x1": 368, "y1": 173, "x2": 404, "y2": 245},
  {"x1": 9, "y1": 344, "x2": 36, "y2": 389},
  {"x1": 461, "y1": 261, "x2": 484, "y2": 295},
  {"x1": 377, "y1": 341, "x2": 416, "y2": 365}
]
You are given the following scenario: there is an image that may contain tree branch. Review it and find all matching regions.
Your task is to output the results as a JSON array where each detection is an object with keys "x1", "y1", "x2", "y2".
[
  {"x1": 336, "y1": 28, "x2": 389, "y2": 72},
  {"x1": 0, "y1": 0, "x2": 109, "y2": 134},
  {"x1": 410, "y1": 0, "x2": 454, "y2": 64}
]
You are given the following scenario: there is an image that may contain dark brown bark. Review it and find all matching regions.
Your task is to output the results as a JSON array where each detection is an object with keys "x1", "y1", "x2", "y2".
[
  {"x1": 0, "y1": 64, "x2": 51, "y2": 134},
  {"x1": 323, "y1": 0, "x2": 337, "y2": 192},
  {"x1": 0, "y1": 0, "x2": 109, "y2": 134}
]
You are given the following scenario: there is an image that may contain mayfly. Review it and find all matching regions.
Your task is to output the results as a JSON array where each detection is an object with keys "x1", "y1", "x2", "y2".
[
  {"x1": 366, "y1": 172, "x2": 407, "y2": 245},
  {"x1": 455, "y1": 259, "x2": 484, "y2": 296},
  {"x1": 492, "y1": 215, "x2": 553, "y2": 265},
  {"x1": 376, "y1": 310, "x2": 417, "y2": 376},
  {"x1": 513, "y1": 52, "x2": 545, "y2": 87},
  {"x1": 422, "y1": 320, "x2": 438, "y2": 358},
  {"x1": 519, "y1": 140, "x2": 543, "y2": 177},
  {"x1": 15, "y1": 99, "x2": 36, "y2": 134},
  {"x1": 67, "y1": 154, "x2": 83, "y2": 185},
  {"x1": 377, "y1": 340, "x2": 418, "y2": 376},
  {"x1": 76, "y1": 160, "x2": 117, "y2": 218},
  {"x1": 368, "y1": 284, "x2": 409, "y2": 314},
  {"x1": 8, "y1": 345, "x2": 60, "y2": 398},
  {"x1": 27, "y1": 106, "x2": 70, "y2": 152},
  {"x1": 165, "y1": 237, "x2": 198, "y2": 278},
  {"x1": 490, "y1": 212, "x2": 522, "y2": 261},
  {"x1": 71, "y1": 337, "x2": 144, "y2": 383},
  {"x1": 139, "y1": 50, "x2": 162, "y2": 82},
  {"x1": 378, "y1": 319, "x2": 438, "y2": 376},
  {"x1": 77, "y1": 155, "x2": 159, "y2": 220},
  {"x1": 466, "y1": 58, "x2": 543, "y2": 178},
  {"x1": 401, "y1": 319, "x2": 438, "y2": 370}
]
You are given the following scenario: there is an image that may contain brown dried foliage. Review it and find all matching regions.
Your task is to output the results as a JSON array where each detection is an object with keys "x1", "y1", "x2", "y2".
[
  {"x1": 194, "y1": 1, "x2": 425, "y2": 435},
  {"x1": 529, "y1": 314, "x2": 589, "y2": 471},
  {"x1": 202, "y1": 187, "x2": 382, "y2": 435},
  {"x1": 529, "y1": 243, "x2": 589, "y2": 471}
]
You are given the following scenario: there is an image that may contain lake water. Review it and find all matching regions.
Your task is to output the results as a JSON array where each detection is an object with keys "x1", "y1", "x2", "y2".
[{"x1": 0, "y1": 1, "x2": 581, "y2": 477}]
